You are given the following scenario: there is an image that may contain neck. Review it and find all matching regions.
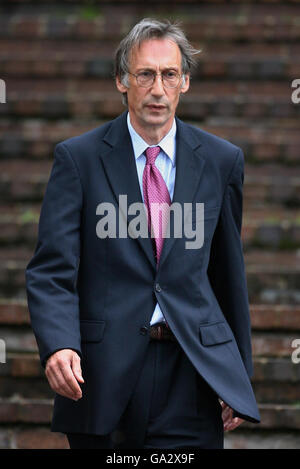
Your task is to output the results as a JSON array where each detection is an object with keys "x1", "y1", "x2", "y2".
[{"x1": 129, "y1": 114, "x2": 174, "y2": 145}]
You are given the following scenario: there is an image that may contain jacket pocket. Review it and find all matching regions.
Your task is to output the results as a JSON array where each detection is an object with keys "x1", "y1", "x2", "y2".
[
  {"x1": 199, "y1": 321, "x2": 232, "y2": 346},
  {"x1": 80, "y1": 320, "x2": 106, "y2": 343}
]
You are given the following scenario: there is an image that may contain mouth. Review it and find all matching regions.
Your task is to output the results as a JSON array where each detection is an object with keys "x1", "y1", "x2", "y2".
[{"x1": 146, "y1": 104, "x2": 166, "y2": 111}]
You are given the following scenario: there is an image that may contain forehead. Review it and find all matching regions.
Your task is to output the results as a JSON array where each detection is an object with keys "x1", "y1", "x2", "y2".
[{"x1": 129, "y1": 38, "x2": 182, "y2": 70}]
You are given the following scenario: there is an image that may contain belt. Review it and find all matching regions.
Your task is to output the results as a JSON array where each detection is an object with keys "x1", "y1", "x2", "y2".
[{"x1": 149, "y1": 322, "x2": 177, "y2": 342}]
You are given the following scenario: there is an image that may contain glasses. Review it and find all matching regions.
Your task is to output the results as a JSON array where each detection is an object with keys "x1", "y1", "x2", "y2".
[{"x1": 128, "y1": 70, "x2": 183, "y2": 89}]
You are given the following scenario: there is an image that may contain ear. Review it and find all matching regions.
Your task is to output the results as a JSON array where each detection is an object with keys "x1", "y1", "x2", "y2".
[
  {"x1": 116, "y1": 75, "x2": 128, "y2": 93},
  {"x1": 180, "y1": 73, "x2": 190, "y2": 94}
]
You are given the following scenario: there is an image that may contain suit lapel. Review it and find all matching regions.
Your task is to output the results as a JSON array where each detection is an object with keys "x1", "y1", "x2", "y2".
[
  {"x1": 100, "y1": 112, "x2": 156, "y2": 270},
  {"x1": 99, "y1": 112, "x2": 207, "y2": 272},
  {"x1": 158, "y1": 117, "x2": 206, "y2": 269}
]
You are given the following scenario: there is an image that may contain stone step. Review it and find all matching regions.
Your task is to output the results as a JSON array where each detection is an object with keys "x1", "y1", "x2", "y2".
[
  {"x1": 224, "y1": 430, "x2": 300, "y2": 449},
  {"x1": 0, "y1": 325, "x2": 298, "y2": 357},
  {"x1": 0, "y1": 353, "x2": 298, "y2": 379},
  {"x1": 1, "y1": 40, "x2": 300, "y2": 81},
  {"x1": 251, "y1": 304, "x2": 300, "y2": 331},
  {"x1": 1, "y1": 117, "x2": 299, "y2": 164},
  {"x1": 1, "y1": 3, "x2": 300, "y2": 43},
  {"x1": 245, "y1": 404, "x2": 300, "y2": 430},
  {"x1": 253, "y1": 381, "x2": 300, "y2": 405},
  {"x1": 0, "y1": 161, "x2": 299, "y2": 196},
  {"x1": 1, "y1": 301, "x2": 300, "y2": 330},
  {"x1": 0, "y1": 353, "x2": 299, "y2": 402},
  {"x1": 0, "y1": 425, "x2": 68, "y2": 449},
  {"x1": 2, "y1": 92, "x2": 299, "y2": 121},
  {"x1": 0, "y1": 199, "x2": 298, "y2": 218},
  {"x1": 3, "y1": 78, "x2": 294, "y2": 97},
  {"x1": 0, "y1": 312, "x2": 300, "y2": 360},
  {"x1": 0, "y1": 156, "x2": 299, "y2": 185},
  {"x1": 0, "y1": 202, "x2": 298, "y2": 248},
  {"x1": 0, "y1": 424, "x2": 299, "y2": 449},
  {"x1": 0, "y1": 398, "x2": 53, "y2": 424},
  {"x1": 0, "y1": 397, "x2": 299, "y2": 431},
  {"x1": 251, "y1": 332, "x2": 300, "y2": 358},
  {"x1": 0, "y1": 87, "x2": 300, "y2": 121},
  {"x1": 0, "y1": 299, "x2": 29, "y2": 325},
  {"x1": 0, "y1": 250, "x2": 299, "y2": 300},
  {"x1": 245, "y1": 252, "x2": 300, "y2": 304},
  {"x1": 0, "y1": 375, "x2": 53, "y2": 400}
]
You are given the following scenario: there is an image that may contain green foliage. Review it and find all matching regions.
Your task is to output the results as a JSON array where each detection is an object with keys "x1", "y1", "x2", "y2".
[
  {"x1": 79, "y1": 5, "x2": 102, "y2": 21},
  {"x1": 19, "y1": 210, "x2": 39, "y2": 224}
]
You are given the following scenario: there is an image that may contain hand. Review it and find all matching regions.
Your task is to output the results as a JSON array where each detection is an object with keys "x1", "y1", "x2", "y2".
[
  {"x1": 45, "y1": 349, "x2": 84, "y2": 401},
  {"x1": 220, "y1": 400, "x2": 244, "y2": 431}
]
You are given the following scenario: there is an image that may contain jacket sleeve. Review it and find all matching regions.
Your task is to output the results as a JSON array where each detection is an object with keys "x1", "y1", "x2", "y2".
[
  {"x1": 25, "y1": 143, "x2": 83, "y2": 367},
  {"x1": 207, "y1": 148, "x2": 254, "y2": 379}
]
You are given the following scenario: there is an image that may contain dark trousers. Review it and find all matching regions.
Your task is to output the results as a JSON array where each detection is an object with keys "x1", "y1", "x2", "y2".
[{"x1": 66, "y1": 339, "x2": 224, "y2": 449}]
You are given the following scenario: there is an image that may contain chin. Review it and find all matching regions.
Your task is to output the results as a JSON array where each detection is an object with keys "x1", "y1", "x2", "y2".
[{"x1": 143, "y1": 113, "x2": 169, "y2": 126}]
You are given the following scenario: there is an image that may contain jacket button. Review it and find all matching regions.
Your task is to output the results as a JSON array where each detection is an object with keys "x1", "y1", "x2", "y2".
[
  {"x1": 155, "y1": 283, "x2": 162, "y2": 292},
  {"x1": 140, "y1": 326, "x2": 148, "y2": 336}
]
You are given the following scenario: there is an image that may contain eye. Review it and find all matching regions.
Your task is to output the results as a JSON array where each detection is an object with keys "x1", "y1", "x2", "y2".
[
  {"x1": 164, "y1": 70, "x2": 177, "y2": 78},
  {"x1": 139, "y1": 70, "x2": 154, "y2": 78}
]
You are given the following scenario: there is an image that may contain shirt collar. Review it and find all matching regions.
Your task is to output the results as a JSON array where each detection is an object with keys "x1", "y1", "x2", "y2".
[{"x1": 127, "y1": 112, "x2": 176, "y2": 166}]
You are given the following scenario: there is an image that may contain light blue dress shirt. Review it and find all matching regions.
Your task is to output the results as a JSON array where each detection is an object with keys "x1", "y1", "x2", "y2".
[{"x1": 127, "y1": 112, "x2": 177, "y2": 325}]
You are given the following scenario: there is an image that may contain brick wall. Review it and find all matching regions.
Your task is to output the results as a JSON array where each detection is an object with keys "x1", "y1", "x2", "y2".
[{"x1": 0, "y1": 0, "x2": 299, "y2": 449}]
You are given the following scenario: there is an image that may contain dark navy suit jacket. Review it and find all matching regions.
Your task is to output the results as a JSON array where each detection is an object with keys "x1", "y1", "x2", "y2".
[{"x1": 26, "y1": 111, "x2": 260, "y2": 434}]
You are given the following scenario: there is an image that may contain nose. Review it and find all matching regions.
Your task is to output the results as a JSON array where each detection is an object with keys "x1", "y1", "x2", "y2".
[{"x1": 150, "y1": 73, "x2": 165, "y2": 97}]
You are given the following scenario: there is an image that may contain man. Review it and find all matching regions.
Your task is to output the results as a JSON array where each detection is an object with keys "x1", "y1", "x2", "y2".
[{"x1": 26, "y1": 18, "x2": 260, "y2": 449}]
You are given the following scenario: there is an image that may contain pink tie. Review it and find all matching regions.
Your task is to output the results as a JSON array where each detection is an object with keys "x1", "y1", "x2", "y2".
[{"x1": 143, "y1": 146, "x2": 171, "y2": 267}]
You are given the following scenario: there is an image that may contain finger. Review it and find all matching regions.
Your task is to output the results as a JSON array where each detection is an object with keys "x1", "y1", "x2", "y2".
[
  {"x1": 50, "y1": 365, "x2": 78, "y2": 399},
  {"x1": 220, "y1": 400, "x2": 227, "y2": 411},
  {"x1": 47, "y1": 369, "x2": 78, "y2": 400},
  {"x1": 45, "y1": 366, "x2": 60, "y2": 392},
  {"x1": 46, "y1": 366, "x2": 74, "y2": 399},
  {"x1": 226, "y1": 420, "x2": 239, "y2": 431},
  {"x1": 226, "y1": 418, "x2": 244, "y2": 431},
  {"x1": 58, "y1": 361, "x2": 83, "y2": 398},
  {"x1": 222, "y1": 405, "x2": 232, "y2": 424},
  {"x1": 71, "y1": 355, "x2": 84, "y2": 383},
  {"x1": 225, "y1": 416, "x2": 243, "y2": 432},
  {"x1": 50, "y1": 364, "x2": 80, "y2": 400},
  {"x1": 220, "y1": 400, "x2": 228, "y2": 408},
  {"x1": 223, "y1": 408, "x2": 233, "y2": 430}
]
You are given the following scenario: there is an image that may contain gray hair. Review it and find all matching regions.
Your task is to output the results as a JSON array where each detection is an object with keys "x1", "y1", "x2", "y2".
[{"x1": 114, "y1": 18, "x2": 201, "y2": 106}]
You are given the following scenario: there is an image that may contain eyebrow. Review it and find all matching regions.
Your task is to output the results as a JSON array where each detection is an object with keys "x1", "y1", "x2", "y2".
[{"x1": 135, "y1": 66, "x2": 180, "y2": 73}]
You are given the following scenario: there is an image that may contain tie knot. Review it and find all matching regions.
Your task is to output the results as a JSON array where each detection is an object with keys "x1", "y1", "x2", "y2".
[{"x1": 145, "y1": 146, "x2": 160, "y2": 165}]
